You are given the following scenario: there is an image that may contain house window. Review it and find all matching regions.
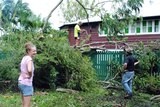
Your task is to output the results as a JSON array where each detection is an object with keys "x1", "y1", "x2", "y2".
[
  {"x1": 123, "y1": 19, "x2": 160, "y2": 35},
  {"x1": 131, "y1": 24, "x2": 136, "y2": 33},
  {"x1": 98, "y1": 24, "x2": 107, "y2": 36},
  {"x1": 98, "y1": 19, "x2": 160, "y2": 36},
  {"x1": 125, "y1": 26, "x2": 129, "y2": 34},
  {"x1": 142, "y1": 21, "x2": 147, "y2": 33},
  {"x1": 154, "y1": 20, "x2": 159, "y2": 32},
  {"x1": 148, "y1": 21, "x2": 152, "y2": 32},
  {"x1": 136, "y1": 21, "x2": 141, "y2": 33}
]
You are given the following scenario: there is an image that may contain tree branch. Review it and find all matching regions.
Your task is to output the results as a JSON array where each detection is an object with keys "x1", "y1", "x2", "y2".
[
  {"x1": 75, "y1": 0, "x2": 89, "y2": 21},
  {"x1": 42, "y1": 0, "x2": 63, "y2": 33},
  {"x1": 150, "y1": 95, "x2": 160, "y2": 101},
  {"x1": 94, "y1": 0, "x2": 114, "y2": 7},
  {"x1": 75, "y1": 0, "x2": 91, "y2": 33},
  {"x1": 85, "y1": 0, "x2": 114, "y2": 11}
]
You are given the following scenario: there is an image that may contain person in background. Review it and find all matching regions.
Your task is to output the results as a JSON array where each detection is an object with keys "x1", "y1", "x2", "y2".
[
  {"x1": 122, "y1": 48, "x2": 139, "y2": 99},
  {"x1": 74, "y1": 21, "x2": 85, "y2": 48},
  {"x1": 18, "y1": 42, "x2": 37, "y2": 107}
]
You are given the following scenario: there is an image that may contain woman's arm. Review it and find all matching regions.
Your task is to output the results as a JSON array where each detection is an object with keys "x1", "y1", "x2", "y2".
[{"x1": 27, "y1": 60, "x2": 33, "y2": 78}]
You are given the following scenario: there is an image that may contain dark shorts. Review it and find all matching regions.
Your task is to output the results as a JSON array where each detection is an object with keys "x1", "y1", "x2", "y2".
[
  {"x1": 74, "y1": 37, "x2": 78, "y2": 39},
  {"x1": 74, "y1": 37, "x2": 80, "y2": 40},
  {"x1": 74, "y1": 32, "x2": 80, "y2": 40},
  {"x1": 78, "y1": 32, "x2": 80, "y2": 37},
  {"x1": 18, "y1": 83, "x2": 34, "y2": 96}
]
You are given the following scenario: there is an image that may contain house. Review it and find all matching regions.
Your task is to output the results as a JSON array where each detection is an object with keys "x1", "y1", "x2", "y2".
[
  {"x1": 60, "y1": 15, "x2": 160, "y2": 80},
  {"x1": 59, "y1": 15, "x2": 160, "y2": 49}
]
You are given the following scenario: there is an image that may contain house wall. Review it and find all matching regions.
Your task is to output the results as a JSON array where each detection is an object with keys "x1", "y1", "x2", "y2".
[
  {"x1": 68, "y1": 23, "x2": 100, "y2": 46},
  {"x1": 66, "y1": 20, "x2": 160, "y2": 49}
]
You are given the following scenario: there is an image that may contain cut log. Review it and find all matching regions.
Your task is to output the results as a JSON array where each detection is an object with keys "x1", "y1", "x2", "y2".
[
  {"x1": 150, "y1": 95, "x2": 160, "y2": 101},
  {"x1": 56, "y1": 88, "x2": 79, "y2": 94}
]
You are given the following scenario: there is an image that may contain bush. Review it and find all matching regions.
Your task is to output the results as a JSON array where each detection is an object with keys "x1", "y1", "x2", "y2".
[
  {"x1": 132, "y1": 42, "x2": 160, "y2": 94},
  {"x1": 0, "y1": 31, "x2": 97, "y2": 91},
  {"x1": 34, "y1": 35, "x2": 97, "y2": 91}
]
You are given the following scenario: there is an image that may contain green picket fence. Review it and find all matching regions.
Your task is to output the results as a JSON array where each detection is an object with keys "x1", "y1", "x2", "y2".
[
  {"x1": 88, "y1": 49, "x2": 160, "y2": 80},
  {"x1": 89, "y1": 50, "x2": 124, "y2": 80}
]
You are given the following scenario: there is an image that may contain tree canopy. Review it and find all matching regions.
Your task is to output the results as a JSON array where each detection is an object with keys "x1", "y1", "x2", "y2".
[
  {"x1": 0, "y1": 0, "x2": 50, "y2": 33},
  {"x1": 60, "y1": 0, "x2": 95, "y2": 22},
  {"x1": 59, "y1": 0, "x2": 143, "y2": 22},
  {"x1": 0, "y1": 0, "x2": 144, "y2": 35},
  {"x1": 58, "y1": 0, "x2": 143, "y2": 37}
]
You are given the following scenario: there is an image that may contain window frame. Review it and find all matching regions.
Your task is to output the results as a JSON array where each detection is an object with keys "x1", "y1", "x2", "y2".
[
  {"x1": 98, "y1": 19, "x2": 160, "y2": 37},
  {"x1": 125, "y1": 19, "x2": 160, "y2": 35},
  {"x1": 98, "y1": 24, "x2": 108, "y2": 37}
]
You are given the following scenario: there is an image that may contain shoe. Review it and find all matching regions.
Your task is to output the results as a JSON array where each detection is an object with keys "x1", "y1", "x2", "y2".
[
  {"x1": 124, "y1": 93, "x2": 132, "y2": 99},
  {"x1": 74, "y1": 46, "x2": 76, "y2": 49}
]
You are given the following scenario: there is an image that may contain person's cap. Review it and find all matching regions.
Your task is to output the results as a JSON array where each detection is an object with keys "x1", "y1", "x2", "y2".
[{"x1": 78, "y1": 21, "x2": 82, "y2": 25}]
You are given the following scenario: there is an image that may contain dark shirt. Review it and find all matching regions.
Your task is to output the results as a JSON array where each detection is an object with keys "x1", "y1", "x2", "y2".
[{"x1": 124, "y1": 55, "x2": 138, "y2": 71}]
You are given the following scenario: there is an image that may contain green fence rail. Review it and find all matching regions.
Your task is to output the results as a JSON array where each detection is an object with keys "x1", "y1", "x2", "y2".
[
  {"x1": 87, "y1": 49, "x2": 160, "y2": 81},
  {"x1": 89, "y1": 50, "x2": 124, "y2": 80}
]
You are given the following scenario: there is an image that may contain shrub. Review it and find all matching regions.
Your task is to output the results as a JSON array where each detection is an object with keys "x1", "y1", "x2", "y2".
[
  {"x1": 132, "y1": 42, "x2": 160, "y2": 94},
  {"x1": 0, "y1": 31, "x2": 97, "y2": 91},
  {"x1": 34, "y1": 35, "x2": 96, "y2": 91}
]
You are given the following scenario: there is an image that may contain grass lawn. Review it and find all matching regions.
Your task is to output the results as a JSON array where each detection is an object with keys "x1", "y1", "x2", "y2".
[{"x1": 0, "y1": 88, "x2": 160, "y2": 107}]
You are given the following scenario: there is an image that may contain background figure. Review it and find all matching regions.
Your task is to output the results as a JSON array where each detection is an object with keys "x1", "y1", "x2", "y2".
[
  {"x1": 74, "y1": 21, "x2": 85, "y2": 48},
  {"x1": 122, "y1": 48, "x2": 139, "y2": 99},
  {"x1": 18, "y1": 42, "x2": 37, "y2": 107}
]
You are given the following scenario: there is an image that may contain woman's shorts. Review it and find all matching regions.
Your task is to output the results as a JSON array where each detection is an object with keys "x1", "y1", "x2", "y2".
[{"x1": 18, "y1": 84, "x2": 33, "y2": 96}]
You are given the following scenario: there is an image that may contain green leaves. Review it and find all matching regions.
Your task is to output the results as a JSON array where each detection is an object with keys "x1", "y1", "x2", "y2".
[
  {"x1": 100, "y1": 0, "x2": 143, "y2": 38},
  {"x1": 60, "y1": 0, "x2": 95, "y2": 22},
  {"x1": 1, "y1": 0, "x2": 46, "y2": 33},
  {"x1": 133, "y1": 42, "x2": 160, "y2": 94},
  {"x1": 127, "y1": 0, "x2": 143, "y2": 13},
  {"x1": 0, "y1": 25, "x2": 96, "y2": 91}
]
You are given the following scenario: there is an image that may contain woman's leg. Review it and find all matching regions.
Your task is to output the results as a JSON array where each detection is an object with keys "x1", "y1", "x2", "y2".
[
  {"x1": 18, "y1": 84, "x2": 33, "y2": 107},
  {"x1": 23, "y1": 96, "x2": 32, "y2": 107},
  {"x1": 21, "y1": 94, "x2": 24, "y2": 107}
]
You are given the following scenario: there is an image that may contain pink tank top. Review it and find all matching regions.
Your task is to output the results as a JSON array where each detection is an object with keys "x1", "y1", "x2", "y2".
[{"x1": 18, "y1": 55, "x2": 34, "y2": 86}]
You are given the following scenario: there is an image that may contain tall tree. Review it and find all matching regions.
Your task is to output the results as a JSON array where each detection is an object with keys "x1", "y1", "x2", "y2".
[
  {"x1": 101, "y1": 0, "x2": 143, "y2": 36},
  {"x1": 59, "y1": 0, "x2": 143, "y2": 37},
  {"x1": 60, "y1": 0, "x2": 95, "y2": 22},
  {"x1": 1, "y1": 0, "x2": 15, "y2": 29},
  {"x1": 60, "y1": 0, "x2": 143, "y2": 20},
  {"x1": 42, "y1": 0, "x2": 63, "y2": 33},
  {"x1": 1, "y1": 0, "x2": 45, "y2": 32}
]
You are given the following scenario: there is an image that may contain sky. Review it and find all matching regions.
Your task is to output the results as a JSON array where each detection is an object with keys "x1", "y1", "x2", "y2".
[
  {"x1": 22, "y1": 0, "x2": 63, "y2": 29},
  {"x1": 22, "y1": 0, "x2": 160, "y2": 29}
]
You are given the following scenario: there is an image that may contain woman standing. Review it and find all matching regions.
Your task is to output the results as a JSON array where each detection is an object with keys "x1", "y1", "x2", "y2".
[{"x1": 18, "y1": 42, "x2": 37, "y2": 107}]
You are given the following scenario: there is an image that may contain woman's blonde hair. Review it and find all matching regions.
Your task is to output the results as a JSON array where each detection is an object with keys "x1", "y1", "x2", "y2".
[{"x1": 25, "y1": 42, "x2": 36, "y2": 53}]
